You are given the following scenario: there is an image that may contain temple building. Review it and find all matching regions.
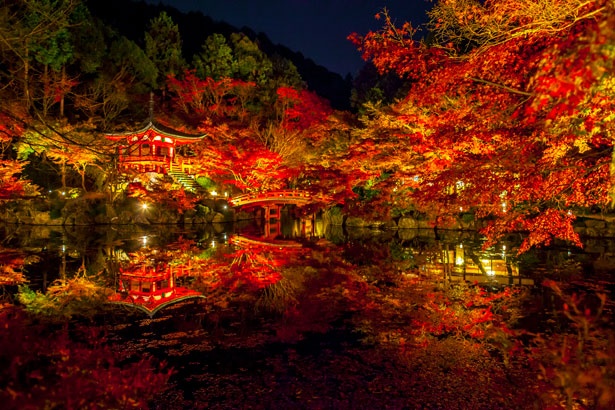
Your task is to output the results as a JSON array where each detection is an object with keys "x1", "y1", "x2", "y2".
[{"x1": 105, "y1": 121, "x2": 206, "y2": 175}]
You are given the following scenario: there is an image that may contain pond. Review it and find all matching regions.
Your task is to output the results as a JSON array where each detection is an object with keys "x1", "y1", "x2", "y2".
[{"x1": 1, "y1": 214, "x2": 615, "y2": 409}]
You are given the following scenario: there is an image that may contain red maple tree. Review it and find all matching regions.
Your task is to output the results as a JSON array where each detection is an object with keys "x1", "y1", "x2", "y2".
[
  {"x1": 348, "y1": 1, "x2": 615, "y2": 252},
  {"x1": 0, "y1": 106, "x2": 31, "y2": 199}
]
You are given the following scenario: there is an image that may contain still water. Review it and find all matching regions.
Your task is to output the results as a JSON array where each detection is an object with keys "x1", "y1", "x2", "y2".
[
  {"x1": 3, "y1": 214, "x2": 614, "y2": 295},
  {"x1": 2, "y1": 214, "x2": 615, "y2": 409}
]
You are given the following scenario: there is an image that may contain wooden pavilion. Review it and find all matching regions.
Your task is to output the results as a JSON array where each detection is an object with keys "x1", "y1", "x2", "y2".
[{"x1": 105, "y1": 121, "x2": 206, "y2": 175}]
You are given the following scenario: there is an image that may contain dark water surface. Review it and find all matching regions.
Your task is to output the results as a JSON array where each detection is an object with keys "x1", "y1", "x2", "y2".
[{"x1": 2, "y1": 218, "x2": 615, "y2": 409}]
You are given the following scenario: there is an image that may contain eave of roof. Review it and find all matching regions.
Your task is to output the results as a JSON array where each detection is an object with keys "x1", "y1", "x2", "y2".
[{"x1": 105, "y1": 121, "x2": 206, "y2": 142}]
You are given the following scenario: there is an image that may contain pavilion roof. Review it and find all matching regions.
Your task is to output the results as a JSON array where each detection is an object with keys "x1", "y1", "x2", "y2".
[
  {"x1": 107, "y1": 287, "x2": 206, "y2": 316},
  {"x1": 105, "y1": 121, "x2": 206, "y2": 143}
]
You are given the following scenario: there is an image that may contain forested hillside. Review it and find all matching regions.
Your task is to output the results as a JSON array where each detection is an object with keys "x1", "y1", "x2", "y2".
[{"x1": 87, "y1": 0, "x2": 353, "y2": 110}]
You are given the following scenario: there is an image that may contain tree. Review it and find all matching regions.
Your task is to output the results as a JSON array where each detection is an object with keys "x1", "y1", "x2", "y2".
[
  {"x1": 0, "y1": 0, "x2": 80, "y2": 111},
  {"x1": 348, "y1": 2, "x2": 615, "y2": 252},
  {"x1": 230, "y1": 32, "x2": 273, "y2": 86},
  {"x1": 166, "y1": 69, "x2": 258, "y2": 123},
  {"x1": 427, "y1": 0, "x2": 607, "y2": 51},
  {"x1": 74, "y1": 34, "x2": 157, "y2": 125},
  {"x1": 0, "y1": 103, "x2": 37, "y2": 199},
  {"x1": 17, "y1": 120, "x2": 112, "y2": 192},
  {"x1": 252, "y1": 87, "x2": 333, "y2": 164},
  {"x1": 193, "y1": 131, "x2": 293, "y2": 192},
  {"x1": 268, "y1": 54, "x2": 305, "y2": 90},
  {"x1": 192, "y1": 33, "x2": 234, "y2": 80},
  {"x1": 144, "y1": 11, "x2": 185, "y2": 98}
]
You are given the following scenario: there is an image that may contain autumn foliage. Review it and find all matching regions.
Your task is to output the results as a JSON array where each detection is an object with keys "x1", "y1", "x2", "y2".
[
  {"x1": 348, "y1": 1, "x2": 615, "y2": 252},
  {"x1": 0, "y1": 308, "x2": 171, "y2": 409}
]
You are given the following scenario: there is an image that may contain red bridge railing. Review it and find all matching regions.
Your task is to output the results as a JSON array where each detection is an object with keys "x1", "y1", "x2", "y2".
[{"x1": 228, "y1": 190, "x2": 331, "y2": 207}]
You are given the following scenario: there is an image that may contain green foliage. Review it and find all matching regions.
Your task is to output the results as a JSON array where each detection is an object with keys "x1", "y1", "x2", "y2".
[
  {"x1": 49, "y1": 198, "x2": 65, "y2": 219},
  {"x1": 17, "y1": 277, "x2": 113, "y2": 320},
  {"x1": 109, "y1": 35, "x2": 158, "y2": 91},
  {"x1": 70, "y1": 10, "x2": 106, "y2": 74},
  {"x1": 389, "y1": 241, "x2": 418, "y2": 264},
  {"x1": 32, "y1": 28, "x2": 73, "y2": 71},
  {"x1": 352, "y1": 173, "x2": 390, "y2": 202},
  {"x1": 230, "y1": 32, "x2": 273, "y2": 85},
  {"x1": 460, "y1": 211, "x2": 476, "y2": 224},
  {"x1": 196, "y1": 248, "x2": 217, "y2": 260},
  {"x1": 145, "y1": 11, "x2": 185, "y2": 88},
  {"x1": 193, "y1": 33, "x2": 234, "y2": 80},
  {"x1": 270, "y1": 55, "x2": 304, "y2": 89},
  {"x1": 352, "y1": 184, "x2": 380, "y2": 201},
  {"x1": 195, "y1": 204, "x2": 211, "y2": 216},
  {"x1": 327, "y1": 205, "x2": 343, "y2": 216},
  {"x1": 196, "y1": 176, "x2": 216, "y2": 190}
]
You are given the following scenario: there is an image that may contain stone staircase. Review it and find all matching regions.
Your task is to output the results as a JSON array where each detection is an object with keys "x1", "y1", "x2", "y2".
[{"x1": 168, "y1": 169, "x2": 201, "y2": 193}]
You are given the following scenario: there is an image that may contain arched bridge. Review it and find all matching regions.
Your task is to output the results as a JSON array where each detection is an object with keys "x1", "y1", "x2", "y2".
[{"x1": 228, "y1": 190, "x2": 332, "y2": 208}]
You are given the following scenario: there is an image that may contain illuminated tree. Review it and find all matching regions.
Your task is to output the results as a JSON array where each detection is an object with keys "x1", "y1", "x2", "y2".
[
  {"x1": 428, "y1": 0, "x2": 606, "y2": 50},
  {"x1": 0, "y1": 105, "x2": 37, "y2": 199},
  {"x1": 194, "y1": 131, "x2": 293, "y2": 192},
  {"x1": 349, "y1": 1, "x2": 615, "y2": 252},
  {"x1": 17, "y1": 120, "x2": 112, "y2": 192},
  {"x1": 166, "y1": 70, "x2": 256, "y2": 121},
  {"x1": 252, "y1": 87, "x2": 333, "y2": 164}
]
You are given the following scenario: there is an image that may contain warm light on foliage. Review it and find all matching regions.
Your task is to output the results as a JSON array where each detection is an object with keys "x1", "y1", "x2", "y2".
[{"x1": 348, "y1": 0, "x2": 615, "y2": 252}]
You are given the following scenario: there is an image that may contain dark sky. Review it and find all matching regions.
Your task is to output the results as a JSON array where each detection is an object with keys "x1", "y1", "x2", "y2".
[{"x1": 143, "y1": 0, "x2": 433, "y2": 76}]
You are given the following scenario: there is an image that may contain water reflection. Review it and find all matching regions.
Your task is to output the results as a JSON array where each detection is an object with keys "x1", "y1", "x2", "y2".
[
  {"x1": 108, "y1": 261, "x2": 205, "y2": 316},
  {"x1": 420, "y1": 242, "x2": 533, "y2": 286},
  {"x1": 3, "y1": 219, "x2": 615, "y2": 409},
  {"x1": 1, "y1": 217, "x2": 600, "y2": 316}
]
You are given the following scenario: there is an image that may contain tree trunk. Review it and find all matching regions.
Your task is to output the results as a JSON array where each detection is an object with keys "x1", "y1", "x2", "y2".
[
  {"x1": 60, "y1": 66, "x2": 66, "y2": 117},
  {"x1": 42, "y1": 64, "x2": 49, "y2": 117},
  {"x1": 61, "y1": 158, "x2": 67, "y2": 189},
  {"x1": 24, "y1": 40, "x2": 31, "y2": 108},
  {"x1": 79, "y1": 164, "x2": 87, "y2": 191},
  {"x1": 610, "y1": 146, "x2": 615, "y2": 207}
]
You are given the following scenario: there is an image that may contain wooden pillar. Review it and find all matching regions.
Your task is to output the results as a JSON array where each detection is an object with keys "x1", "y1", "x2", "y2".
[
  {"x1": 263, "y1": 204, "x2": 282, "y2": 220},
  {"x1": 264, "y1": 218, "x2": 282, "y2": 239}
]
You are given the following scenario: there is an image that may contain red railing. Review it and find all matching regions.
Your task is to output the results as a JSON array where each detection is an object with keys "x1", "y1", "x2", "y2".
[{"x1": 229, "y1": 190, "x2": 330, "y2": 207}]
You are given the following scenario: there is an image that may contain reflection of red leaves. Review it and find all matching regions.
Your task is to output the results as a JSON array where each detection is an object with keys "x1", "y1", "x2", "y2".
[
  {"x1": 0, "y1": 248, "x2": 28, "y2": 285},
  {"x1": 0, "y1": 310, "x2": 171, "y2": 408},
  {"x1": 412, "y1": 285, "x2": 519, "y2": 342}
]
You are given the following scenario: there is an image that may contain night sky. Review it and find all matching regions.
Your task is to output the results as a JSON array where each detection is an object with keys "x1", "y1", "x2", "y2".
[{"x1": 143, "y1": 0, "x2": 433, "y2": 76}]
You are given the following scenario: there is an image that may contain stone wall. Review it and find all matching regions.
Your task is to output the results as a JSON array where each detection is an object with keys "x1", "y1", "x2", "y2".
[
  {"x1": 5, "y1": 197, "x2": 615, "y2": 239},
  {"x1": 0, "y1": 197, "x2": 236, "y2": 226}
]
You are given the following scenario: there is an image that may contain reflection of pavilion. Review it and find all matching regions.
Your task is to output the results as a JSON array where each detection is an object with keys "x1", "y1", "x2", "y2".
[
  {"x1": 108, "y1": 263, "x2": 205, "y2": 316},
  {"x1": 421, "y1": 244, "x2": 533, "y2": 286}
]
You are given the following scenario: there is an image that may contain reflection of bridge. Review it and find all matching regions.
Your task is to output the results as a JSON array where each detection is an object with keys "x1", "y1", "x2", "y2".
[{"x1": 229, "y1": 234, "x2": 304, "y2": 249}]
